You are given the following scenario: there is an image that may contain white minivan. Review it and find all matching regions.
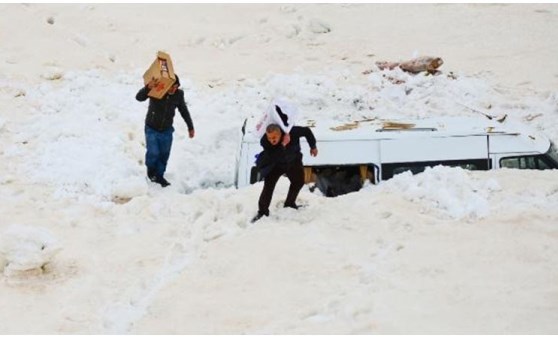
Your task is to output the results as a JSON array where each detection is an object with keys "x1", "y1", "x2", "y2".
[{"x1": 235, "y1": 116, "x2": 558, "y2": 196}]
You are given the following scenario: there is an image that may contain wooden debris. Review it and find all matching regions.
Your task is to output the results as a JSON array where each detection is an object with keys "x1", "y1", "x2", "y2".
[
  {"x1": 375, "y1": 56, "x2": 444, "y2": 74},
  {"x1": 330, "y1": 117, "x2": 377, "y2": 131},
  {"x1": 331, "y1": 122, "x2": 359, "y2": 131},
  {"x1": 382, "y1": 122, "x2": 416, "y2": 130}
]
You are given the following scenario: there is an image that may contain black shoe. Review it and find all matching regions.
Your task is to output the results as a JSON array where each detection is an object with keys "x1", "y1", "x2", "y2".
[
  {"x1": 152, "y1": 175, "x2": 171, "y2": 187},
  {"x1": 157, "y1": 176, "x2": 171, "y2": 187},
  {"x1": 283, "y1": 203, "x2": 299, "y2": 210},
  {"x1": 251, "y1": 210, "x2": 269, "y2": 223}
]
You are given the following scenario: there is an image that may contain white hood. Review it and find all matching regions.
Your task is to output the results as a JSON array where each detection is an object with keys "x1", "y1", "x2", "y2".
[{"x1": 254, "y1": 97, "x2": 300, "y2": 138}]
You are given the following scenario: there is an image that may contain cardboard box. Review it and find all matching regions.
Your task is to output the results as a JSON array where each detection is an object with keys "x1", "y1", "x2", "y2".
[{"x1": 142, "y1": 51, "x2": 176, "y2": 99}]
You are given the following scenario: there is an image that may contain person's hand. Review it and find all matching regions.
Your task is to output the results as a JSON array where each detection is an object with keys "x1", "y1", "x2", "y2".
[
  {"x1": 281, "y1": 133, "x2": 291, "y2": 147},
  {"x1": 188, "y1": 129, "x2": 195, "y2": 138},
  {"x1": 310, "y1": 148, "x2": 318, "y2": 157},
  {"x1": 147, "y1": 78, "x2": 159, "y2": 89}
]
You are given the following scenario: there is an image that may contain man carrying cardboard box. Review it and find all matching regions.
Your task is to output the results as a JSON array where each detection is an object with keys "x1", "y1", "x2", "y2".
[
  {"x1": 143, "y1": 51, "x2": 177, "y2": 99},
  {"x1": 136, "y1": 74, "x2": 195, "y2": 187}
]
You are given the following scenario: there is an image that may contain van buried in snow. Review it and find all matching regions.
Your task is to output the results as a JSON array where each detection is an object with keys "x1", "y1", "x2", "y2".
[{"x1": 235, "y1": 116, "x2": 558, "y2": 197}]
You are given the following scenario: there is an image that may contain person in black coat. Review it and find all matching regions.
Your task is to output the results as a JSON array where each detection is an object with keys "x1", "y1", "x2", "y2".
[
  {"x1": 252, "y1": 123, "x2": 318, "y2": 222},
  {"x1": 136, "y1": 75, "x2": 195, "y2": 187}
]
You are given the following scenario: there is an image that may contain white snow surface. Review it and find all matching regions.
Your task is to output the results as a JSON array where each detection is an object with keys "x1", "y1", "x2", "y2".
[{"x1": 1, "y1": 3, "x2": 558, "y2": 335}]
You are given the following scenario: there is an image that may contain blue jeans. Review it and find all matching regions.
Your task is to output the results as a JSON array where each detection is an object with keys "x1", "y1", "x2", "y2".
[{"x1": 145, "y1": 125, "x2": 174, "y2": 177}]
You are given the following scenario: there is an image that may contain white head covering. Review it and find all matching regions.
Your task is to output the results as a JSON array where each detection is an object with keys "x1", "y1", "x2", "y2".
[{"x1": 254, "y1": 97, "x2": 299, "y2": 138}]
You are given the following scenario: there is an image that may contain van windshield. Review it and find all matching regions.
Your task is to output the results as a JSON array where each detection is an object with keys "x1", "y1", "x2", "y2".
[{"x1": 547, "y1": 141, "x2": 558, "y2": 166}]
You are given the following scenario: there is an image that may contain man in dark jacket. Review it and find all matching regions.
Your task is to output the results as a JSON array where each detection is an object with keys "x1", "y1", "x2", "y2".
[
  {"x1": 136, "y1": 75, "x2": 195, "y2": 187},
  {"x1": 252, "y1": 123, "x2": 318, "y2": 223}
]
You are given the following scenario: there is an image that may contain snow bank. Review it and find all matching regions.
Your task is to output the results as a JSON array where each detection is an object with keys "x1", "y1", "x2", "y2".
[
  {"x1": 13, "y1": 67, "x2": 558, "y2": 204},
  {"x1": 379, "y1": 166, "x2": 501, "y2": 220},
  {"x1": 0, "y1": 224, "x2": 61, "y2": 276}
]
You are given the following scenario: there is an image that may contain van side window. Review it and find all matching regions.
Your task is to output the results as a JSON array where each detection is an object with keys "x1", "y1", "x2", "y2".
[
  {"x1": 382, "y1": 159, "x2": 490, "y2": 180},
  {"x1": 500, "y1": 155, "x2": 553, "y2": 170},
  {"x1": 392, "y1": 165, "x2": 426, "y2": 177}
]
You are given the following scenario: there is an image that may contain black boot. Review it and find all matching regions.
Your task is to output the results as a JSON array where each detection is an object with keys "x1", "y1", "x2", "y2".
[
  {"x1": 147, "y1": 167, "x2": 157, "y2": 181},
  {"x1": 154, "y1": 175, "x2": 171, "y2": 187},
  {"x1": 283, "y1": 202, "x2": 299, "y2": 210},
  {"x1": 160, "y1": 176, "x2": 171, "y2": 187},
  {"x1": 251, "y1": 210, "x2": 269, "y2": 223}
]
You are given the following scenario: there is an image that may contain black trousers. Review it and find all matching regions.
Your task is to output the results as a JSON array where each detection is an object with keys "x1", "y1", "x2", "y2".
[{"x1": 258, "y1": 159, "x2": 305, "y2": 214}]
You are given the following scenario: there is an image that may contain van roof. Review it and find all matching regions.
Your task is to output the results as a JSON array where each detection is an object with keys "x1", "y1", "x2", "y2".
[{"x1": 244, "y1": 115, "x2": 545, "y2": 141}]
